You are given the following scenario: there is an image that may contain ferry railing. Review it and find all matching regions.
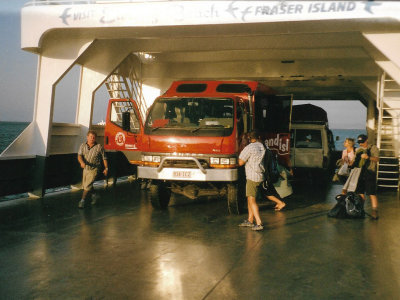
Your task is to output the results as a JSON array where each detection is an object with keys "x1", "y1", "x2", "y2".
[{"x1": 24, "y1": 0, "x2": 198, "y2": 6}]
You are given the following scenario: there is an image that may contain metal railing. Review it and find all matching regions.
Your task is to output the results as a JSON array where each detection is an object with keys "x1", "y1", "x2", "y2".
[{"x1": 24, "y1": 0, "x2": 198, "y2": 6}]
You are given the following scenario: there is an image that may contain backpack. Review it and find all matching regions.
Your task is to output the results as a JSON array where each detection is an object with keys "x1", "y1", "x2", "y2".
[
  {"x1": 263, "y1": 145, "x2": 281, "y2": 184},
  {"x1": 328, "y1": 193, "x2": 365, "y2": 219},
  {"x1": 344, "y1": 192, "x2": 365, "y2": 218},
  {"x1": 327, "y1": 194, "x2": 348, "y2": 218}
]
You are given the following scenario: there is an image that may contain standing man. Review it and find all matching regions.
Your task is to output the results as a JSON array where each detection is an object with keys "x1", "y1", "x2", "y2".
[
  {"x1": 238, "y1": 130, "x2": 265, "y2": 231},
  {"x1": 355, "y1": 134, "x2": 379, "y2": 219},
  {"x1": 77, "y1": 130, "x2": 108, "y2": 208}
]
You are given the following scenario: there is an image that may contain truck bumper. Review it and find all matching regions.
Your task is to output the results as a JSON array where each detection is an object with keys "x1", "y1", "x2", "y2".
[{"x1": 138, "y1": 166, "x2": 238, "y2": 182}]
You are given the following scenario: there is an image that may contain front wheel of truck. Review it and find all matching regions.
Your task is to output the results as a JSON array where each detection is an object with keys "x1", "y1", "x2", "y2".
[
  {"x1": 150, "y1": 181, "x2": 171, "y2": 209},
  {"x1": 227, "y1": 183, "x2": 241, "y2": 215}
]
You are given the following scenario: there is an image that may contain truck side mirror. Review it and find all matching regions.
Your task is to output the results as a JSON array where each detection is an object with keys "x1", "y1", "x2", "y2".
[{"x1": 122, "y1": 111, "x2": 130, "y2": 132}]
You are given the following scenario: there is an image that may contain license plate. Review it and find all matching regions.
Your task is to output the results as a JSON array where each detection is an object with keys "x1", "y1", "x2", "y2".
[{"x1": 172, "y1": 171, "x2": 192, "y2": 178}]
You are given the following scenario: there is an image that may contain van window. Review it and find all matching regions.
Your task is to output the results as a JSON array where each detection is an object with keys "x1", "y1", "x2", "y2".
[{"x1": 295, "y1": 129, "x2": 322, "y2": 148}]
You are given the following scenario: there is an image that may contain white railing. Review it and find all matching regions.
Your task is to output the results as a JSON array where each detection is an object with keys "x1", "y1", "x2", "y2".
[{"x1": 24, "y1": 0, "x2": 197, "y2": 6}]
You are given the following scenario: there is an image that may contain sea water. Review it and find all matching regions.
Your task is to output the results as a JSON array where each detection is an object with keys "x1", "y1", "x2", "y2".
[
  {"x1": 331, "y1": 128, "x2": 367, "y2": 151},
  {"x1": 0, "y1": 122, "x2": 29, "y2": 153}
]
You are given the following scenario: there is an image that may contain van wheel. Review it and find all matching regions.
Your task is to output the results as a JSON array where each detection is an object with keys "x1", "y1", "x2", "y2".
[
  {"x1": 227, "y1": 183, "x2": 241, "y2": 215},
  {"x1": 150, "y1": 181, "x2": 171, "y2": 209}
]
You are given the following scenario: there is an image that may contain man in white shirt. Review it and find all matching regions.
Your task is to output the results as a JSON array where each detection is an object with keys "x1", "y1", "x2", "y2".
[{"x1": 238, "y1": 131, "x2": 265, "y2": 231}]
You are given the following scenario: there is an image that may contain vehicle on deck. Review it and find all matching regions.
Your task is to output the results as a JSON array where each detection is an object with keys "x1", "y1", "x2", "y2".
[
  {"x1": 290, "y1": 104, "x2": 336, "y2": 179},
  {"x1": 104, "y1": 80, "x2": 292, "y2": 214}
]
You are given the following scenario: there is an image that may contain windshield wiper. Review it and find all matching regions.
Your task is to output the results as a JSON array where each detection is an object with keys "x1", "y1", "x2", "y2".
[
  {"x1": 191, "y1": 125, "x2": 224, "y2": 133},
  {"x1": 151, "y1": 126, "x2": 163, "y2": 132}
]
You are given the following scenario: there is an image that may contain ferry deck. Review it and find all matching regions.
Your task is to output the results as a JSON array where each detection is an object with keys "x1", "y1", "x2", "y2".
[{"x1": 0, "y1": 181, "x2": 399, "y2": 299}]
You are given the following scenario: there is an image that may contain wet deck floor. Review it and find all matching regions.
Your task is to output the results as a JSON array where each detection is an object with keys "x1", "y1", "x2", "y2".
[{"x1": 0, "y1": 180, "x2": 399, "y2": 299}]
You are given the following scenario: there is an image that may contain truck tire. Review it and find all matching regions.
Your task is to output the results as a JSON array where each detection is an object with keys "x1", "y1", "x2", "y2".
[
  {"x1": 227, "y1": 183, "x2": 241, "y2": 215},
  {"x1": 150, "y1": 181, "x2": 171, "y2": 209}
]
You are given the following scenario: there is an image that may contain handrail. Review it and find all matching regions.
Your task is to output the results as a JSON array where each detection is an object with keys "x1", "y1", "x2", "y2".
[{"x1": 24, "y1": 0, "x2": 198, "y2": 6}]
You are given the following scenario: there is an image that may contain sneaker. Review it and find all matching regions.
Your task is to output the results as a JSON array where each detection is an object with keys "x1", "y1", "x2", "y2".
[
  {"x1": 252, "y1": 224, "x2": 264, "y2": 231},
  {"x1": 91, "y1": 194, "x2": 98, "y2": 205},
  {"x1": 78, "y1": 200, "x2": 85, "y2": 209},
  {"x1": 238, "y1": 220, "x2": 254, "y2": 227},
  {"x1": 371, "y1": 209, "x2": 379, "y2": 220}
]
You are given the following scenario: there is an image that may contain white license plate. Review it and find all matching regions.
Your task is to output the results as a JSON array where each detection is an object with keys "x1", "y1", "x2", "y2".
[{"x1": 172, "y1": 171, "x2": 192, "y2": 178}]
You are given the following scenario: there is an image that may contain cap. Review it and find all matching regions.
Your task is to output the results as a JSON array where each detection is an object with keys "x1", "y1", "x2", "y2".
[{"x1": 357, "y1": 134, "x2": 367, "y2": 144}]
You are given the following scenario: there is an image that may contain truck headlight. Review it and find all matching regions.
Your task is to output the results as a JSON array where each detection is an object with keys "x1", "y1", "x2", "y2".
[
  {"x1": 210, "y1": 157, "x2": 237, "y2": 168},
  {"x1": 143, "y1": 155, "x2": 153, "y2": 162},
  {"x1": 210, "y1": 157, "x2": 220, "y2": 164},
  {"x1": 220, "y1": 158, "x2": 230, "y2": 165}
]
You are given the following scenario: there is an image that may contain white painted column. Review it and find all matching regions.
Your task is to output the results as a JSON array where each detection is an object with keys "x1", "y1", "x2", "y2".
[
  {"x1": 29, "y1": 38, "x2": 93, "y2": 197},
  {"x1": 366, "y1": 97, "x2": 376, "y2": 143}
]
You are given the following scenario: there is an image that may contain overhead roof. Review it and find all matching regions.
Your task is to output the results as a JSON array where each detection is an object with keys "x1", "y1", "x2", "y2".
[{"x1": 21, "y1": 1, "x2": 400, "y2": 104}]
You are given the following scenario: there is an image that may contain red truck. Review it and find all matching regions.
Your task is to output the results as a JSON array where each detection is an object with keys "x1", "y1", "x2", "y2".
[{"x1": 104, "y1": 80, "x2": 292, "y2": 214}]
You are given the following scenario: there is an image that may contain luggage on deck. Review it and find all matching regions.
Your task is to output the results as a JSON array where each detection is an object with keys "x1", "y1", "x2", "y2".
[{"x1": 328, "y1": 193, "x2": 365, "y2": 219}]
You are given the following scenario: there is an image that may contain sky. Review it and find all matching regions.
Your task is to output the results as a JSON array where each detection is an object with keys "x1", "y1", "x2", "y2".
[{"x1": 0, "y1": 1, "x2": 366, "y2": 128}]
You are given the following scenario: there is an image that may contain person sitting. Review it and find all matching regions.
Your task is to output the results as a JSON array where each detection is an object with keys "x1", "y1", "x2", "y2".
[{"x1": 296, "y1": 134, "x2": 321, "y2": 148}]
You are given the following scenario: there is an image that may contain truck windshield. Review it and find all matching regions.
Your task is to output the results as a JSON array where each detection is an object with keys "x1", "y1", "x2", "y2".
[{"x1": 145, "y1": 97, "x2": 234, "y2": 137}]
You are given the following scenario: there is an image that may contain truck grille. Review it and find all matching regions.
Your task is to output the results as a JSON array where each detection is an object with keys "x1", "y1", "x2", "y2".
[{"x1": 162, "y1": 159, "x2": 208, "y2": 169}]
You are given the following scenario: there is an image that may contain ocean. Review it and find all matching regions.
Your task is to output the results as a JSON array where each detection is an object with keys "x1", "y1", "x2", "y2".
[
  {"x1": 331, "y1": 128, "x2": 367, "y2": 151},
  {"x1": 0, "y1": 122, "x2": 29, "y2": 153}
]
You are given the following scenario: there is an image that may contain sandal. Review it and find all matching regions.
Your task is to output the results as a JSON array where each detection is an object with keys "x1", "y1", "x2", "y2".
[{"x1": 275, "y1": 202, "x2": 286, "y2": 211}]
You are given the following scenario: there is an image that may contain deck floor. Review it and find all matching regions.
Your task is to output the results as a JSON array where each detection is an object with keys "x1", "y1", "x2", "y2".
[{"x1": 0, "y1": 180, "x2": 399, "y2": 299}]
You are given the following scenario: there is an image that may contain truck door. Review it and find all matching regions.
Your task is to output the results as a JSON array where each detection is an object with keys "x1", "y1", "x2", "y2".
[
  {"x1": 255, "y1": 94, "x2": 293, "y2": 166},
  {"x1": 104, "y1": 99, "x2": 143, "y2": 162}
]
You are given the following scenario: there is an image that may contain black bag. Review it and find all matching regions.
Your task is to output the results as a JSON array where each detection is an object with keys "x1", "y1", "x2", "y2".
[
  {"x1": 328, "y1": 193, "x2": 365, "y2": 219},
  {"x1": 263, "y1": 145, "x2": 281, "y2": 184},
  {"x1": 344, "y1": 192, "x2": 365, "y2": 218},
  {"x1": 328, "y1": 194, "x2": 348, "y2": 218}
]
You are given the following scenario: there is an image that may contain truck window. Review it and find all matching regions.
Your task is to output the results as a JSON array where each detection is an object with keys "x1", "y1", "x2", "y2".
[
  {"x1": 110, "y1": 101, "x2": 141, "y2": 133},
  {"x1": 145, "y1": 97, "x2": 234, "y2": 137},
  {"x1": 295, "y1": 129, "x2": 322, "y2": 149}
]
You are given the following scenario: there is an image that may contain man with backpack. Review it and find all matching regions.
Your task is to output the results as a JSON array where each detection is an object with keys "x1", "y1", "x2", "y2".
[
  {"x1": 238, "y1": 131, "x2": 266, "y2": 231},
  {"x1": 238, "y1": 131, "x2": 287, "y2": 231}
]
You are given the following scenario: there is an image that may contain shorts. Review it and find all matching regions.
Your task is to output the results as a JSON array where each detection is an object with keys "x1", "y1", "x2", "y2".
[
  {"x1": 82, "y1": 168, "x2": 99, "y2": 191},
  {"x1": 355, "y1": 170, "x2": 377, "y2": 196},
  {"x1": 246, "y1": 180, "x2": 261, "y2": 197}
]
